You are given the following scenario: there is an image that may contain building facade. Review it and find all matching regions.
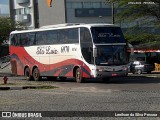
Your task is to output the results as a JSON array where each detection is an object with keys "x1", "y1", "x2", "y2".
[
  {"x1": 38, "y1": 0, "x2": 112, "y2": 27},
  {"x1": 9, "y1": 0, "x2": 39, "y2": 29},
  {"x1": 10, "y1": 0, "x2": 113, "y2": 29}
]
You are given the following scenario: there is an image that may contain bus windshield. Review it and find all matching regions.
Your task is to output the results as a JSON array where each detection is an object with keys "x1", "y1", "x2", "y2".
[
  {"x1": 96, "y1": 45, "x2": 128, "y2": 65},
  {"x1": 91, "y1": 27, "x2": 126, "y2": 43}
]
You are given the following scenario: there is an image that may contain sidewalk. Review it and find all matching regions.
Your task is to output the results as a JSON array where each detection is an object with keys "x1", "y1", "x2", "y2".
[
  {"x1": 0, "y1": 77, "x2": 58, "y2": 90},
  {"x1": 0, "y1": 63, "x2": 12, "y2": 77},
  {"x1": 152, "y1": 71, "x2": 160, "y2": 74}
]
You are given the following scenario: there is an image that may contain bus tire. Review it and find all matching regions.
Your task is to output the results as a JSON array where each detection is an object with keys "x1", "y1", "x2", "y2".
[
  {"x1": 24, "y1": 67, "x2": 32, "y2": 81},
  {"x1": 75, "y1": 68, "x2": 83, "y2": 83},
  {"x1": 33, "y1": 67, "x2": 40, "y2": 81}
]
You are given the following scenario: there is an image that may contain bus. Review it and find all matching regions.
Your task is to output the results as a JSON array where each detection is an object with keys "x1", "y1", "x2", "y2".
[{"x1": 9, "y1": 23, "x2": 129, "y2": 83}]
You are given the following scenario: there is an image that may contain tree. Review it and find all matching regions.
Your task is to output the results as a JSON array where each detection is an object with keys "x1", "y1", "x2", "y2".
[
  {"x1": 106, "y1": 0, "x2": 160, "y2": 48},
  {"x1": 0, "y1": 17, "x2": 15, "y2": 45},
  {"x1": 0, "y1": 17, "x2": 27, "y2": 45},
  {"x1": 107, "y1": 0, "x2": 160, "y2": 26}
]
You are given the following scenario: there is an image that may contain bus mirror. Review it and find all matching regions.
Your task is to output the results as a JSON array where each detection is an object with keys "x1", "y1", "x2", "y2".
[{"x1": 93, "y1": 48, "x2": 97, "y2": 57}]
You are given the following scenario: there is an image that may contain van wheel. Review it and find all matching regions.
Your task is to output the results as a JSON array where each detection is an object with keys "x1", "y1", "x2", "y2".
[
  {"x1": 24, "y1": 67, "x2": 32, "y2": 81},
  {"x1": 75, "y1": 68, "x2": 83, "y2": 83},
  {"x1": 137, "y1": 69, "x2": 142, "y2": 74},
  {"x1": 33, "y1": 68, "x2": 40, "y2": 81}
]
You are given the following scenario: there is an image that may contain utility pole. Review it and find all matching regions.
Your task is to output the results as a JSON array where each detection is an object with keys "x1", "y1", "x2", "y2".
[{"x1": 112, "y1": 2, "x2": 115, "y2": 24}]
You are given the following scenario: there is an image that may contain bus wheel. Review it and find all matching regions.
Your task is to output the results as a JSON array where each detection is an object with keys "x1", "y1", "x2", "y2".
[
  {"x1": 75, "y1": 68, "x2": 83, "y2": 83},
  {"x1": 33, "y1": 68, "x2": 40, "y2": 81},
  {"x1": 24, "y1": 67, "x2": 32, "y2": 81}
]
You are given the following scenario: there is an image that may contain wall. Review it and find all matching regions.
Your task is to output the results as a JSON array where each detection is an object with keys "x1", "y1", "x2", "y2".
[
  {"x1": 66, "y1": 0, "x2": 112, "y2": 24},
  {"x1": 38, "y1": 0, "x2": 66, "y2": 27}
]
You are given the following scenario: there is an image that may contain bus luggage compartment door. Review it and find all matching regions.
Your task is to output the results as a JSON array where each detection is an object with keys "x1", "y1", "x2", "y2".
[{"x1": 11, "y1": 60, "x2": 17, "y2": 75}]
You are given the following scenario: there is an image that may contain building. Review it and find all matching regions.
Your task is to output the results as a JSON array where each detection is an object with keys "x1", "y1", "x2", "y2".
[
  {"x1": 9, "y1": 0, "x2": 113, "y2": 29},
  {"x1": 9, "y1": 0, "x2": 158, "y2": 34},
  {"x1": 9, "y1": 0, "x2": 39, "y2": 29},
  {"x1": 38, "y1": 0, "x2": 113, "y2": 27}
]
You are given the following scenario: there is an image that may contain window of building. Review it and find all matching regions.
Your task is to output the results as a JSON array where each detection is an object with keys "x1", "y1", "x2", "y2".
[
  {"x1": 92, "y1": 2, "x2": 101, "y2": 8},
  {"x1": 20, "y1": 8, "x2": 24, "y2": 14},
  {"x1": 89, "y1": 9, "x2": 94, "y2": 14},
  {"x1": 24, "y1": 7, "x2": 32, "y2": 14},
  {"x1": 83, "y1": 2, "x2": 92, "y2": 8},
  {"x1": 67, "y1": 2, "x2": 103, "y2": 9},
  {"x1": 66, "y1": 2, "x2": 72, "y2": 9},
  {"x1": 72, "y1": 2, "x2": 82, "y2": 8},
  {"x1": 102, "y1": 2, "x2": 111, "y2": 8},
  {"x1": 15, "y1": 8, "x2": 23, "y2": 15},
  {"x1": 83, "y1": 2, "x2": 102, "y2": 8},
  {"x1": 67, "y1": 2, "x2": 82, "y2": 9}
]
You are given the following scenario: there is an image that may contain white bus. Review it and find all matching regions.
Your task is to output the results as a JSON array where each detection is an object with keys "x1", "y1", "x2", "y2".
[{"x1": 9, "y1": 23, "x2": 129, "y2": 82}]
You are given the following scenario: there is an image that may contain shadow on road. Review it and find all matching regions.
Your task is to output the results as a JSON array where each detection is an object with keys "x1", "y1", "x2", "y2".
[
  {"x1": 36, "y1": 75, "x2": 160, "y2": 84},
  {"x1": 104, "y1": 76, "x2": 160, "y2": 84}
]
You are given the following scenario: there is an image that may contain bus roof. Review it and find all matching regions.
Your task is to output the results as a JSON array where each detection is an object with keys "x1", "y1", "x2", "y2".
[{"x1": 10, "y1": 23, "x2": 118, "y2": 34}]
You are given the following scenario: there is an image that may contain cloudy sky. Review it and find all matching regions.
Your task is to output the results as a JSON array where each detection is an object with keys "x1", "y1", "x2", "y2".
[{"x1": 0, "y1": 0, "x2": 9, "y2": 14}]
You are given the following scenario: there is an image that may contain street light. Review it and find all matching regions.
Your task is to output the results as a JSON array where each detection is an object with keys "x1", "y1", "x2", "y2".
[{"x1": 112, "y1": 2, "x2": 115, "y2": 24}]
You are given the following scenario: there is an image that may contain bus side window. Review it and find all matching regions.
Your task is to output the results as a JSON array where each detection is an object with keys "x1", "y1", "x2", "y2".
[
  {"x1": 28, "y1": 32, "x2": 36, "y2": 46},
  {"x1": 59, "y1": 30, "x2": 68, "y2": 44},
  {"x1": 37, "y1": 31, "x2": 47, "y2": 45},
  {"x1": 11, "y1": 34, "x2": 20, "y2": 46},
  {"x1": 49, "y1": 30, "x2": 58, "y2": 44},
  {"x1": 67, "y1": 28, "x2": 78, "y2": 43},
  {"x1": 20, "y1": 33, "x2": 30, "y2": 46},
  {"x1": 80, "y1": 27, "x2": 93, "y2": 64},
  {"x1": 11, "y1": 35, "x2": 16, "y2": 46}
]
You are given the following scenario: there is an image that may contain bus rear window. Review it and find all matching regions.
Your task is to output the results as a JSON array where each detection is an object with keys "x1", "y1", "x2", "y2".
[{"x1": 91, "y1": 27, "x2": 126, "y2": 44}]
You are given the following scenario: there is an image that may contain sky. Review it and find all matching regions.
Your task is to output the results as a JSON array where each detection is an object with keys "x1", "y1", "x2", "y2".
[{"x1": 0, "y1": 0, "x2": 9, "y2": 14}]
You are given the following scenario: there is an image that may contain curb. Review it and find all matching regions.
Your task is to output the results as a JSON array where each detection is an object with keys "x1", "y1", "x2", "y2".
[
  {"x1": 0, "y1": 74, "x2": 16, "y2": 77},
  {"x1": 0, "y1": 86, "x2": 32, "y2": 90},
  {"x1": 0, "y1": 85, "x2": 58, "y2": 90},
  {"x1": 0, "y1": 87, "x2": 10, "y2": 90}
]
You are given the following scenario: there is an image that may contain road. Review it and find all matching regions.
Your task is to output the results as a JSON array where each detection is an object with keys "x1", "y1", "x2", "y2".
[{"x1": 0, "y1": 74, "x2": 160, "y2": 119}]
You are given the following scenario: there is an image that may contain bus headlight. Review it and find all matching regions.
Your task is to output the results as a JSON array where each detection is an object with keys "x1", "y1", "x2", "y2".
[
  {"x1": 124, "y1": 67, "x2": 128, "y2": 71},
  {"x1": 96, "y1": 68, "x2": 105, "y2": 72}
]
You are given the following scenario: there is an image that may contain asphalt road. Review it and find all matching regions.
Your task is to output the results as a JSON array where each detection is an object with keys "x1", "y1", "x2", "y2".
[{"x1": 0, "y1": 75, "x2": 160, "y2": 120}]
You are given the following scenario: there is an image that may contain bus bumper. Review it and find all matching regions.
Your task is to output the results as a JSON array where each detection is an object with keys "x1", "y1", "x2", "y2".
[{"x1": 95, "y1": 71, "x2": 128, "y2": 78}]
